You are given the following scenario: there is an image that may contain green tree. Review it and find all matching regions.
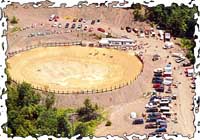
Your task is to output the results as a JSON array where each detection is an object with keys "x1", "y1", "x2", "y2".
[
  {"x1": 36, "y1": 109, "x2": 58, "y2": 136},
  {"x1": 17, "y1": 82, "x2": 40, "y2": 107},
  {"x1": 57, "y1": 115, "x2": 72, "y2": 137},
  {"x1": 45, "y1": 92, "x2": 55, "y2": 109},
  {"x1": 75, "y1": 123, "x2": 92, "y2": 137},
  {"x1": 77, "y1": 99, "x2": 100, "y2": 122},
  {"x1": 181, "y1": 38, "x2": 195, "y2": 63}
]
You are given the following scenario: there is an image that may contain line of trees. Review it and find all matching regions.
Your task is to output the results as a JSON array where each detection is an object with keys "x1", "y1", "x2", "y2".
[{"x1": 5, "y1": 79, "x2": 104, "y2": 138}]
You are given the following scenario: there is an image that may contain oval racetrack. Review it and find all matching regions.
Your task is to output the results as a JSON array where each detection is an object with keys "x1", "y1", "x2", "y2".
[{"x1": 7, "y1": 46, "x2": 143, "y2": 93}]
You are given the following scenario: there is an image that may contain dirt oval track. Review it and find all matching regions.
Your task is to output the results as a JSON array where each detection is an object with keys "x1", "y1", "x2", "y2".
[{"x1": 7, "y1": 46, "x2": 143, "y2": 93}]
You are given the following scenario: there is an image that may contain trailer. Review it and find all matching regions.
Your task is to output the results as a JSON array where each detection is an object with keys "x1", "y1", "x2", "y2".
[{"x1": 99, "y1": 38, "x2": 135, "y2": 47}]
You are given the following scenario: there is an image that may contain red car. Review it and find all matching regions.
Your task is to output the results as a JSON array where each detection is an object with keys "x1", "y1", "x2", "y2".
[
  {"x1": 97, "y1": 28, "x2": 105, "y2": 33},
  {"x1": 153, "y1": 83, "x2": 161, "y2": 88}
]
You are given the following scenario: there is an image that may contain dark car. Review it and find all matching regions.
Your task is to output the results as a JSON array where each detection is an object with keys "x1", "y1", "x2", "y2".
[
  {"x1": 132, "y1": 119, "x2": 144, "y2": 124},
  {"x1": 155, "y1": 86, "x2": 164, "y2": 92},
  {"x1": 73, "y1": 18, "x2": 77, "y2": 22},
  {"x1": 155, "y1": 127, "x2": 167, "y2": 132},
  {"x1": 152, "y1": 57, "x2": 159, "y2": 61},
  {"x1": 145, "y1": 123, "x2": 158, "y2": 129},
  {"x1": 152, "y1": 76, "x2": 163, "y2": 81},
  {"x1": 65, "y1": 23, "x2": 69, "y2": 28},
  {"x1": 146, "y1": 117, "x2": 157, "y2": 122},
  {"x1": 146, "y1": 107, "x2": 158, "y2": 113},
  {"x1": 78, "y1": 18, "x2": 83, "y2": 22},
  {"x1": 152, "y1": 79, "x2": 163, "y2": 84},
  {"x1": 91, "y1": 20, "x2": 95, "y2": 25},
  {"x1": 71, "y1": 23, "x2": 76, "y2": 29},
  {"x1": 132, "y1": 28, "x2": 138, "y2": 33},
  {"x1": 154, "y1": 72, "x2": 163, "y2": 77},
  {"x1": 126, "y1": 27, "x2": 132, "y2": 33},
  {"x1": 148, "y1": 112, "x2": 161, "y2": 118},
  {"x1": 182, "y1": 62, "x2": 192, "y2": 67},
  {"x1": 159, "y1": 123, "x2": 167, "y2": 128}
]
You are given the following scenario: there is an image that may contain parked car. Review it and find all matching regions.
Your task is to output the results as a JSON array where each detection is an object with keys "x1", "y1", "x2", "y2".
[
  {"x1": 182, "y1": 62, "x2": 192, "y2": 67},
  {"x1": 91, "y1": 20, "x2": 95, "y2": 25},
  {"x1": 84, "y1": 25, "x2": 88, "y2": 31},
  {"x1": 146, "y1": 117, "x2": 157, "y2": 122},
  {"x1": 132, "y1": 28, "x2": 138, "y2": 33},
  {"x1": 65, "y1": 23, "x2": 69, "y2": 28},
  {"x1": 155, "y1": 86, "x2": 164, "y2": 92},
  {"x1": 52, "y1": 22, "x2": 58, "y2": 27},
  {"x1": 175, "y1": 58, "x2": 185, "y2": 63},
  {"x1": 71, "y1": 23, "x2": 76, "y2": 29},
  {"x1": 58, "y1": 23, "x2": 62, "y2": 28},
  {"x1": 97, "y1": 28, "x2": 105, "y2": 33},
  {"x1": 78, "y1": 18, "x2": 83, "y2": 22},
  {"x1": 146, "y1": 107, "x2": 158, "y2": 112},
  {"x1": 77, "y1": 24, "x2": 82, "y2": 29},
  {"x1": 152, "y1": 76, "x2": 163, "y2": 81},
  {"x1": 126, "y1": 27, "x2": 132, "y2": 33},
  {"x1": 152, "y1": 79, "x2": 163, "y2": 84},
  {"x1": 49, "y1": 14, "x2": 56, "y2": 21},
  {"x1": 73, "y1": 18, "x2": 78, "y2": 22},
  {"x1": 132, "y1": 119, "x2": 144, "y2": 124},
  {"x1": 145, "y1": 123, "x2": 158, "y2": 129},
  {"x1": 155, "y1": 127, "x2": 167, "y2": 132},
  {"x1": 152, "y1": 56, "x2": 159, "y2": 61},
  {"x1": 159, "y1": 123, "x2": 167, "y2": 128},
  {"x1": 153, "y1": 83, "x2": 162, "y2": 88},
  {"x1": 154, "y1": 72, "x2": 163, "y2": 77},
  {"x1": 148, "y1": 112, "x2": 161, "y2": 118}
]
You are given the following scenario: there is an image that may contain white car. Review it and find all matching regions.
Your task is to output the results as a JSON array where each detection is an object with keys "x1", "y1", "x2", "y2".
[
  {"x1": 58, "y1": 23, "x2": 62, "y2": 28},
  {"x1": 52, "y1": 22, "x2": 58, "y2": 27}
]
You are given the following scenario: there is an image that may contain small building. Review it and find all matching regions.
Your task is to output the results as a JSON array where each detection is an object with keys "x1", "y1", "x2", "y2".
[{"x1": 99, "y1": 38, "x2": 135, "y2": 47}]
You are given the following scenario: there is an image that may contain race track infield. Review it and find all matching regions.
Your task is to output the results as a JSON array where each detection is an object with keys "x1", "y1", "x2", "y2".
[{"x1": 7, "y1": 46, "x2": 143, "y2": 93}]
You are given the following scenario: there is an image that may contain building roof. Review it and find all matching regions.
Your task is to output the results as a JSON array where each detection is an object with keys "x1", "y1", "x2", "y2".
[{"x1": 99, "y1": 38, "x2": 134, "y2": 44}]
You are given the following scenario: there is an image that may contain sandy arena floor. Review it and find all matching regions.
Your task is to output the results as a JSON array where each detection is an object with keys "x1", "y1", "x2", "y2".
[{"x1": 7, "y1": 46, "x2": 143, "y2": 93}]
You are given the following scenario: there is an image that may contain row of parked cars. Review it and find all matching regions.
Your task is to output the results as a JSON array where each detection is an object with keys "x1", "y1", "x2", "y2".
[
  {"x1": 152, "y1": 70, "x2": 164, "y2": 92},
  {"x1": 72, "y1": 18, "x2": 101, "y2": 25},
  {"x1": 132, "y1": 63, "x2": 178, "y2": 136}
]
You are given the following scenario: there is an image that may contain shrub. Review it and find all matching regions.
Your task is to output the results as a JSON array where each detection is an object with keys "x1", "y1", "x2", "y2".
[
  {"x1": 105, "y1": 120, "x2": 112, "y2": 126},
  {"x1": 10, "y1": 16, "x2": 18, "y2": 24}
]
